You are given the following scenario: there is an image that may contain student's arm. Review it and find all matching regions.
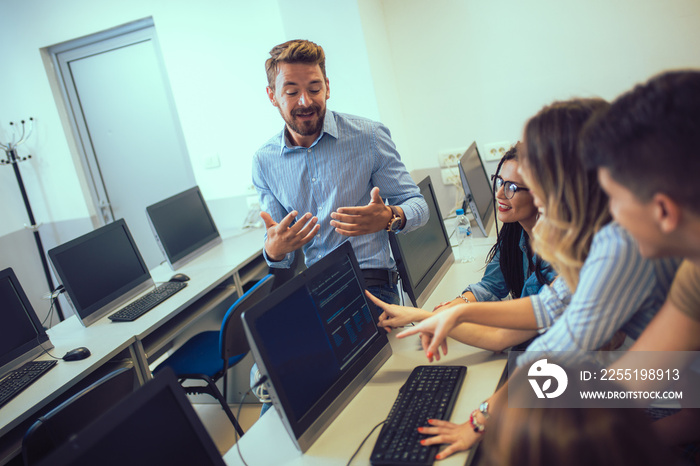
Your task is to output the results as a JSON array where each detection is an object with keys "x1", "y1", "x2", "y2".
[
  {"x1": 445, "y1": 323, "x2": 538, "y2": 353},
  {"x1": 393, "y1": 297, "x2": 539, "y2": 360},
  {"x1": 608, "y1": 299, "x2": 700, "y2": 393},
  {"x1": 371, "y1": 293, "x2": 536, "y2": 353},
  {"x1": 462, "y1": 247, "x2": 513, "y2": 302},
  {"x1": 450, "y1": 297, "x2": 539, "y2": 330},
  {"x1": 517, "y1": 225, "x2": 664, "y2": 367},
  {"x1": 625, "y1": 299, "x2": 700, "y2": 352}
]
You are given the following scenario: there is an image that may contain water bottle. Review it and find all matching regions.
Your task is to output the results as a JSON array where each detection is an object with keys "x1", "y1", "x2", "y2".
[{"x1": 455, "y1": 208, "x2": 474, "y2": 263}]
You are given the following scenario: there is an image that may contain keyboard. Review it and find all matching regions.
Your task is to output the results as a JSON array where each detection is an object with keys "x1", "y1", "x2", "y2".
[
  {"x1": 370, "y1": 365, "x2": 467, "y2": 466},
  {"x1": 109, "y1": 281, "x2": 187, "y2": 322},
  {"x1": 0, "y1": 360, "x2": 58, "y2": 409}
]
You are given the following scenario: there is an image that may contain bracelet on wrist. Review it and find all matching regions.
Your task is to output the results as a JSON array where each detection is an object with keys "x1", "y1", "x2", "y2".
[
  {"x1": 479, "y1": 400, "x2": 490, "y2": 419},
  {"x1": 468, "y1": 409, "x2": 485, "y2": 433},
  {"x1": 456, "y1": 295, "x2": 470, "y2": 304}
]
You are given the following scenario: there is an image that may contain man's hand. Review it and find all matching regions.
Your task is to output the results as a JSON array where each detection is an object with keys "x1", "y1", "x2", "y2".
[
  {"x1": 330, "y1": 187, "x2": 395, "y2": 236},
  {"x1": 261, "y1": 210, "x2": 319, "y2": 261}
]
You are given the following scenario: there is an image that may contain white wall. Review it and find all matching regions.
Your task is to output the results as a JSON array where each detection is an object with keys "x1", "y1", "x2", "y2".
[
  {"x1": 2, "y1": 0, "x2": 699, "y2": 313},
  {"x1": 0, "y1": 0, "x2": 289, "y2": 239},
  {"x1": 5, "y1": 0, "x2": 699, "y2": 236},
  {"x1": 378, "y1": 0, "x2": 700, "y2": 171}
]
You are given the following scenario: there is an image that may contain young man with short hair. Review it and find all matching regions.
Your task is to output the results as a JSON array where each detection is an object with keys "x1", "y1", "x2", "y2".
[
  {"x1": 253, "y1": 39, "x2": 428, "y2": 305},
  {"x1": 583, "y1": 69, "x2": 700, "y2": 452}
]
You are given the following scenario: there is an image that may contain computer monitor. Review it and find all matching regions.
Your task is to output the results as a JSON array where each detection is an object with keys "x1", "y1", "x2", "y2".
[
  {"x1": 146, "y1": 186, "x2": 222, "y2": 270},
  {"x1": 389, "y1": 176, "x2": 454, "y2": 308},
  {"x1": 458, "y1": 141, "x2": 495, "y2": 236},
  {"x1": 48, "y1": 219, "x2": 154, "y2": 327},
  {"x1": 241, "y1": 241, "x2": 391, "y2": 452},
  {"x1": 34, "y1": 367, "x2": 225, "y2": 466},
  {"x1": 0, "y1": 267, "x2": 54, "y2": 377}
]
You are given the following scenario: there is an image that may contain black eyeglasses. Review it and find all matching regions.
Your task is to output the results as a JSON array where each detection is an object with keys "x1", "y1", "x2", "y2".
[{"x1": 492, "y1": 175, "x2": 530, "y2": 199}]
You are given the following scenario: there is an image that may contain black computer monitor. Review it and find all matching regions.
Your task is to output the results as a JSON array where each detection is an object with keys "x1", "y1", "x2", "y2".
[
  {"x1": 146, "y1": 186, "x2": 222, "y2": 270},
  {"x1": 241, "y1": 241, "x2": 391, "y2": 452},
  {"x1": 34, "y1": 367, "x2": 225, "y2": 466},
  {"x1": 389, "y1": 176, "x2": 454, "y2": 308},
  {"x1": 458, "y1": 141, "x2": 495, "y2": 236},
  {"x1": 0, "y1": 268, "x2": 54, "y2": 376},
  {"x1": 48, "y1": 219, "x2": 153, "y2": 327}
]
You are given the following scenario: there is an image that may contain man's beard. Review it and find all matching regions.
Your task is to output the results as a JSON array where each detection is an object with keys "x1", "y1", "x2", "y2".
[{"x1": 283, "y1": 104, "x2": 325, "y2": 137}]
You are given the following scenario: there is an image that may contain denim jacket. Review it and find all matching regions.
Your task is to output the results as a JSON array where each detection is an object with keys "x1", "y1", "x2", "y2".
[{"x1": 464, "y1": 231, "x2": 556, "y2": 301}]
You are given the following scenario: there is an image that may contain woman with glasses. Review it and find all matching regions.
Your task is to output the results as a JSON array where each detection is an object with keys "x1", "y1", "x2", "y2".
[
  {"x1": 376, "y1": 144, "x2": 556, "y2": 352},
  {"x1": 369, "y1": 98, "x2": 680, "y2": 459}
]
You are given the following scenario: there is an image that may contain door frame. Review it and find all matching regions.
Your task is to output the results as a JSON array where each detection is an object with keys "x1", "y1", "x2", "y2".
[{"x1": 44, "y1": 17, "x2": 186, "y2": 227}]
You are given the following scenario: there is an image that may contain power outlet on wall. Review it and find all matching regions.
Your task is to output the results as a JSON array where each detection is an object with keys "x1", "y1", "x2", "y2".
[
  {"x1": 481, "y1": 141, "x2": 512, "y2": 162},
  {"x1": 441, "y1": 168, "x2": 460, "y2": 186},
  {"x1": 437, "y1": 148, "x2": 466, "y2": 168}
]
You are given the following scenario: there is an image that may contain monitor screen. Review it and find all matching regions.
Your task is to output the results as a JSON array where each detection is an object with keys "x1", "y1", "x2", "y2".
[
  {"x1": 390, "y1": 176, "x2": 454, "y2": 308},
  {"x1": 48, "y1": 219, "x2": 153, "y2": 327},
  {"x1": 146, "y1": 186, "x2": 222, "y2": 270},
  {"x1": 0, "y1": 268, "x2": 53, "y2": 375},
  {"x1": 242, "y1": 241, "x2": 391, "y2": 452},
  {"x1": 34, "y1": 368, "x2": 225, "y2": 466},
  {"x1": 458, "y1": 141, "x2": 494, "y2": 236}
]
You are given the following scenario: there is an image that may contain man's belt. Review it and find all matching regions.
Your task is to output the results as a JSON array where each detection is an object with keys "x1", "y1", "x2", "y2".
[{"x1": 361, "y1": 269, "x2": 399, "y2": 287}]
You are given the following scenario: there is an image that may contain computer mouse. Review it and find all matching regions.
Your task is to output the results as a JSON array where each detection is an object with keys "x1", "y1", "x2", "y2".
[
  {"x1": 169, "y1": 273, "x2": 190, "y2": 282},
  {"x1": 63, "y1": 347, "x2": 91, "y2": 361}
]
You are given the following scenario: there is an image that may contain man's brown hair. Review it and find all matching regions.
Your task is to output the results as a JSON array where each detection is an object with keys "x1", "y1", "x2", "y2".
[{"x1": 265, "y1": 40, "x2": 326, "y2": 90}]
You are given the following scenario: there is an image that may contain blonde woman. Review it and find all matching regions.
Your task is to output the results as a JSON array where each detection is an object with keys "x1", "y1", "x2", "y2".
[{"x1": 368, "y1": 98, "x2": 681, "y2": 459}]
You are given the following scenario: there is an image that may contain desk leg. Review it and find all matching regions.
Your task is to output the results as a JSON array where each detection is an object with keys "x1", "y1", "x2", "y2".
[{"x1": 129, "y1": 338, "x2": 152, "y2": 385}]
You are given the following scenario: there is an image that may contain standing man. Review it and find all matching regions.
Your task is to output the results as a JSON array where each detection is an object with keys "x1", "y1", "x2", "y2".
[{"x1": 253, "y1": 39, "x2": 428, "y2": 304}]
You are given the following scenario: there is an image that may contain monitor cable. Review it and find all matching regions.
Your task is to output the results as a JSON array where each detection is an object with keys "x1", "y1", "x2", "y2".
[
  {"x1": 234, "y1": 374, "x2": 268, "y2": 466},
  {"x1": 346, "y1": 419, "x2": 386, "y2": 466},
  {"x1": 36, "y1": 285, "x2": 65, "y2": 360}
]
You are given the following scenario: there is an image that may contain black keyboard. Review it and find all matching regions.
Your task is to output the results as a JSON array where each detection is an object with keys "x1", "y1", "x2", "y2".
[
  {"x1": 109, "y1": 281, "x2": 187, "y2": 322},
  {"x1": 370, "y1": 365, "x2": 467, "y2": 466},
  {"x1": 0, "y1": 360, "x2": 58, "y2": 409}
]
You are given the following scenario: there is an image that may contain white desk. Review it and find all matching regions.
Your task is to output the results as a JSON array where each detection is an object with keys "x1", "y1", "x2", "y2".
[
  {"x1": 0, "y1": 228, "x2": 266, "y2": 464},
  {"x1": 224, "y1": 239, "x2": 507, "y2": 466}
]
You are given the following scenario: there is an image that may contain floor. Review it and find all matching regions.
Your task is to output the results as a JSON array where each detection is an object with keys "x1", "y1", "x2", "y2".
[{"x1": 192, "y1": 401, "x2": 263, "y2": 454}]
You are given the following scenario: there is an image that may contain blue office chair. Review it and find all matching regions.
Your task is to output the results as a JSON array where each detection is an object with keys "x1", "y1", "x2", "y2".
[
  {"x1": 152, "y1": 274, "x2": 275, "y2": 437},
  {"x1": 22, "y1": 366, "x2": 138, "y2": 466}
]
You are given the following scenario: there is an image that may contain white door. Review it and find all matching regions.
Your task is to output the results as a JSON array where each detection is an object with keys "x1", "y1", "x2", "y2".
[{"x1": 51, "y1": 18, "x2": 195, "y2": 269}]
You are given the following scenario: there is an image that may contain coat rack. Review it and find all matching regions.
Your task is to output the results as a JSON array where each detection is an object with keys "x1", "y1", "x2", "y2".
[{"x1": 1, "y1": 118, "x2": 65, "y2": 321}]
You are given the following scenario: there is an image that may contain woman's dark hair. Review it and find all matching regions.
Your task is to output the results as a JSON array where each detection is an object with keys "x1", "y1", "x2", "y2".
[{"x1": 485, "y1": 146, "x2": 549, "y2": 299}]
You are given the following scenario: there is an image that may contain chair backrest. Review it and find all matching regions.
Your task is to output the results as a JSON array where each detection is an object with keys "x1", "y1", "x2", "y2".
[
  {"x1": 22, "y1": 366, "x2": 138, "y2": 466},
  {"x1": 219, "y1": 274, "x2": 276, "y2": 361}
]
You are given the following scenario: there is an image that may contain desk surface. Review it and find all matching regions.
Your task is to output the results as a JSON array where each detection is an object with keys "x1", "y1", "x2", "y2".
[
  {"x1": 0, "y1": 228, "x2": 264, "y2": 451},
  {"x1": 224, "y1": 237, "x2": 506, "y2": 466}
]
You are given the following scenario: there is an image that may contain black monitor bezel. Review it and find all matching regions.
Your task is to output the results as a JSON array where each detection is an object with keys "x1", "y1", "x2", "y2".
[
  {"x1": 48, "y1": 219, "x2": 153, "y2": 327},
  {"x1": 0, "y1": 267, "x2": 53, "y2": 374},
  {"x1": 145, "y1": 186, "x2": 222, "y2": 270},
  {"x1": 389, "y1": 176, "x2": 454, "y2": 307},
  {"x1": 241, "y1": 241, "x2": 392, "y2": 452},
  {"x1": 34, "y1": 367, "x2": 225, "y2": 466},
  {"x1": 458, "y1": 141, "x2": 495, "y2": 236}
]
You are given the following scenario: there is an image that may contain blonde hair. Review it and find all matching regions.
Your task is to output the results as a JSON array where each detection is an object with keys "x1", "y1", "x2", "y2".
[
  {"x1": 265, "y1": 39, "x2": 326, "y2": 90},
  {"x1": 522, "y1": 99, "x2": 611, "y2": 291}
]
